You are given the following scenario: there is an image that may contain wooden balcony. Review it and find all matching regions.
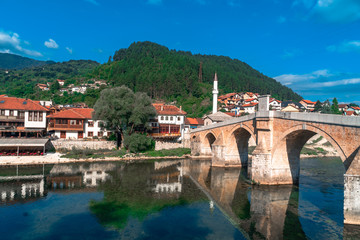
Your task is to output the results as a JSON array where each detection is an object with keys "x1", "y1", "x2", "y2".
[
  {"x1": 0, "y1": 115, "x2": 24, "y2": 122},
  {"x1": 48, "y1": 123, "x2": 83, "y2": 131},
  {"x1": 150, "y1": 132, "x2": 181, "y2": 139}
]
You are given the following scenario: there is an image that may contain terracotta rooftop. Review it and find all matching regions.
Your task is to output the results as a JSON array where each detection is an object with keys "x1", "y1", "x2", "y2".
[
  {"x1": 153, "y1": 103, "x2": 186, "y2": 116},
  {"x1": 242, "y1": 102, "x2": 258, "y2": 107},
  {"x1": 185, "y1": 118, "x2": 204, "y2": 125},
  {"x1": 47, "y1": 108, "x2": 94, "y2": 119},
  {"x1": 0, "y1": 96, "x2": 49, "y2": 111},
  {"x1": 301, "y1": 99, "x2": 316, "y2": 104}
]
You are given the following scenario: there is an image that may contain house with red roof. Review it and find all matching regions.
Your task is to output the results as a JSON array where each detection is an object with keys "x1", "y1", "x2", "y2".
[
  {"x1": 56, "y1": 79, "x2": 65, "y2": 86},
  {"x1": 0, "y1": 96, "x2": 49, "y2": 137},
  {"x1": 36, "y1": 83, "x2": 49, "y2": 91},
  {"x1": 299, "y1": 99, "x2": 316, "y2": 112},
  {"x1": 150, "y1": 103, "x2": 187, "y2": 139},
  {"x1": 269, "y1": 98, "x2": 282, "y2": 111},
  {"x1": 47, "y1": 108, "x2": 111, "y2": 139},
  {"x1": 242, "y1": 102, "x2": 258, "y2": 114}
]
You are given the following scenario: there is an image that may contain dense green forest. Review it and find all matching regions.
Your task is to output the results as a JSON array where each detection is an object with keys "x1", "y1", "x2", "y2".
[
  {"x1": 0, "y1": 42, "x2": 302, "y2": 117},
  {"x1": 0, "y1": 53, "x2": 54, "y2": 69},
  {"x1": 90, "y1": 41, "x2": 301, "y2": 117}
]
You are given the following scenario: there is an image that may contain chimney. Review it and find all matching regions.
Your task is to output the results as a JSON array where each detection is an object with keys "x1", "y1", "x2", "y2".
[
  {"x1": 161, "y1": 105, "x2": 164, "y2": 111},
  {"x1": 180, "y1": 106, "x2": 182, "y2": 111}
]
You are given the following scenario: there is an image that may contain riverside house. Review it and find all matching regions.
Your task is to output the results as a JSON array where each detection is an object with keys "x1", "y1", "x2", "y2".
[
  {"x1": 0, "y1": 95, "x2": 49, "y2": 138},
  {"x1": 150, "y1": 103, "x2": 187, "y2": 140},
  {"x1": 47, "y1": 108, "x2": 110, "y2": 139}
]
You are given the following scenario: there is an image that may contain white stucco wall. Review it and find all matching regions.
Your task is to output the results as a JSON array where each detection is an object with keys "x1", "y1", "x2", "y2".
[
  {"x1": 24, "y1": 111, "x2": 47, "y2": 128},
  {"x1": 54, "y1": 130, "x2": 79, "y2": 139},
  {"x1": 158, "y1": 115, "x2": 184, "y2": 125},
  {"x1": 84, "y1": 120, "x2": 110, "y2": 138}
]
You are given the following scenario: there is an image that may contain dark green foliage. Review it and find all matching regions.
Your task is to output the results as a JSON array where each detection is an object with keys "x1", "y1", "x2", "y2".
[
  {"x1": 93, "y1": 86, "x2": 156, "y2": 148},
  {"x1": 321, "y1": 100, "x2": 332, "y2": 114},
  {"x1": 0, "y1": 59, "x2": 100, "y2": 104},
  {"x1": 349, "y1": 103, "x2": 359, "y2": 107},
  {"x1": 314, "y1": 100, "x2": 322, "y2": 112},
  {"x1": 91, "y1": 41, "x2": 301, "y2": 117},
  {"x1": 0, "y1": 53, "x2": 54, "y2": 70},
  {"x1": 331, "y1": 98, "x2": 341, "y2": 114},
  {"x1": 123, "y1": 133, "x2": 155, "y2": 153}
]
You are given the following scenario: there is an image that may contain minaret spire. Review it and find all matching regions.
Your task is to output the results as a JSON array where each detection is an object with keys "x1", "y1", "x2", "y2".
[{"x1": 212, "y1": 72, "x2": 219, "y2": 114}]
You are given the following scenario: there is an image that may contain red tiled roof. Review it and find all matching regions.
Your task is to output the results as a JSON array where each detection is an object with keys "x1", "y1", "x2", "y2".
[
  {"x1": 346, "y1": 111, "x2": 355, "y2": 116},
  {"x1": 153, "y1": 103, "x2": 186, "y2": 115},
  {"x1": 57, "y1": 79, "x2": 65, "y2": 82},
  {"x1": 47, "y1": 108, "x2": 94, "y2": 119},
  {"x1": 185, "y1": 117, "x2": 204, "y2": 125},
  {"x1": 338, "y1": 104, "x2": 348, "y2": 108},
  {"x1": 242, "y1": 103, "x2": 258, "y2": 107},
  {"x1": 269, "y1": 98, "x2": 282, "y2": 103},
  {"x1": 353, "y1": 107, "x2": 360, "y2": 110},
  {"x1": 0, "y1": 96, "x2": 49, "y2": 111},
  {"x1": 245, "y1": 98, "x2": 257, "y2": 102},
  {"x1": 301, "y1": 99, "x2": 316, "y2": 104}
]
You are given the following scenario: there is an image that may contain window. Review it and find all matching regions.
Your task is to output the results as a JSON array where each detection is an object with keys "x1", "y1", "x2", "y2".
[
  {"x1": 177, "y1": 117, "x2": 181, "y2": 121},
  {"x1": 0, "y1": 110, "x2": 5, "y2": 116},
  {"x1": 88, "y1": 131, "x2": 93, "y2": 137},
  {"x1": 34, "y1": 111, "x2": 38, "y2": 121},
  {"x1": 70, "y1": 120, "x2": 76, "y2": 125},
  {"x1": 28, "y1": 111, "x2": 33, "y2": 121},
  {"x1": 170, "y1": 116, "x2": 173, "y2": 121},
  {"x1": 88, "y1": 121, "x2": 94, "y2": 127},
  {"x1": 165, "y1": 116, "x2": 168, "y2": 120},
  {"x1": 98, "y1": 131, "x2": 103, "y2": 137},
  {"x1": 98, "y1": 122, "x2": 101, "y2": 128},
  {"x1": 9, "y1": 110, "x2": 13, "y2": 116},
  {"x1": 107, "y1": 132, "x2": 111, "y2": 137},
  {"x1": 160, "y1": 116, "x2": 164, "y2": 120},
  {"x1": 19, "y1": 111, "x2": 25, "y2": 119}
]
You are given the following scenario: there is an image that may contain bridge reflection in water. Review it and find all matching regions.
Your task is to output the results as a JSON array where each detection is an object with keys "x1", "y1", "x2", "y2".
[{"x1": 184, "y1": 158, "x2": 360, "y2": 239}]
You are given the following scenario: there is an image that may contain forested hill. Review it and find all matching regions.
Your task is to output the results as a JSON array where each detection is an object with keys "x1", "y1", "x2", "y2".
[
  {"x1": 94, "y1": 41, "x2": 301, "y2": 101},
  {"x1": 0, "y1": 53, "x2": 55, "y2": 69},
  {"x1": 90, "y1": 41, "x2": 301, "y2": 116}
]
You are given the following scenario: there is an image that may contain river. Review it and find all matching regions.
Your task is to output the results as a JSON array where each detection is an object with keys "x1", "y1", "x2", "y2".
[{"x1": 0, "y1": 157, "x2": 358, "y2": 239}]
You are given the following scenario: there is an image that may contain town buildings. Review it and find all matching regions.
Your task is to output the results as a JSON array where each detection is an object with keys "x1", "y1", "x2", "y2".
[
  {"x1": 47, "y1": 108, "x2": 110, "y2": 139},
  {"x1": 0, "y1": 95, "x2": 49, "y2": 138}
]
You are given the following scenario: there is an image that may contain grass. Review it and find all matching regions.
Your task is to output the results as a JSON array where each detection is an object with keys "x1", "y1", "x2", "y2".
[
  {"x1": 143, "y1": 148, "x2": 191, "y2": 157},
  {"x1": 60, "y1": 147, "x2": 190, "y2": 159},
  {"x1": 301, "y1": 146, "x2": 328, "y2": 155},
  {"x1": 312, "y1": 136, "x2": 323, "y2": 144}
]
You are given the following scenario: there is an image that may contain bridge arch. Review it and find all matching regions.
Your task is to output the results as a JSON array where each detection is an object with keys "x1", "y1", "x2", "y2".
[
  {"x1": 225, "y1": 125, "x2": 257, "y2": 166},
  {"x1": 202, "y1": 131, "x2": 217, "y2": 156},
  {"x1": 271, "y1": 123, "x2": 346, "y2": 184}
]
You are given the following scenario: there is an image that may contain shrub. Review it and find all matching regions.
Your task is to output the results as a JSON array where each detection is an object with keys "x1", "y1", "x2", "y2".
[{"x1": 123, "y1": 133, "x2": 155, "y2": 153}]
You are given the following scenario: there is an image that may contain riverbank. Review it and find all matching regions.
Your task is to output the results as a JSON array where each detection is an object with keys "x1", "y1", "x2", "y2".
[{"x1": 0, "y1": 152, "x2": 199, "y2": 166}]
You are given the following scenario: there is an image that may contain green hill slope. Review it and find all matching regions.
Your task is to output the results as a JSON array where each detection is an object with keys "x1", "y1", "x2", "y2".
[
  {"x1": 0, "y1": 53, "x2": 54, "y2": 70},
  {"x1": 90, "y1": 41, "x2": 301, "y2": 117}
]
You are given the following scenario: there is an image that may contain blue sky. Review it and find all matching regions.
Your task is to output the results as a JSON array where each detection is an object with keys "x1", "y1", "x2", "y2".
[{"x1": 1, "y1": 0, "x2": 359, "y2": 104}]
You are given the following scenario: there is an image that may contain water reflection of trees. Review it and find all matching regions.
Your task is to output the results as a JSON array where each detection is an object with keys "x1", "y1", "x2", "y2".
[{"x1": 90, "y1": 161, "x2": 208, "y2": 230}]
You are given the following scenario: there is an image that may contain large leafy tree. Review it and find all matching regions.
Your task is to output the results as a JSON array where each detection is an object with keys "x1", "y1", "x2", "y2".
[
  {"x1": 314, "y1": 100, "x2": 322, "y2": 112},
  {"x1": 93, "y1": 86, "x2": 156, "y2": 148}
]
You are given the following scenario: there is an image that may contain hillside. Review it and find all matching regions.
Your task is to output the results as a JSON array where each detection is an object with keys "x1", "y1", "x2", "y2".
[
  {"x1": 90, "y1": 41, "x2": 302, "y2": 117},
  {"x1": 0, "y1": 41, "x2": 302, "y2": 117},
  {"x1": 0, "y1": 53, "x2": 54, "y2": 70},
  {"x1": 0, "y1": 60, "x2": 100, "y2": 103}
]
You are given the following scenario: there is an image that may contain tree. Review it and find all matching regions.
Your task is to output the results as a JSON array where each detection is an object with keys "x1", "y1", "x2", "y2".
[
  {"x1": 314, "y1": 100, "x2": 322, "y2": 112},
  {"x1": 93, "y1": 86, "x2": 156, "y2": 148},
  {"x1": 322, "y1": 100, "x2": 332, "y2": 114},
  {"x1": 50, "y1": 80, "x2": 60, "y2": 93},
  {"x1": 331, "y1": 98, "x2": 341, "y2": 114}
]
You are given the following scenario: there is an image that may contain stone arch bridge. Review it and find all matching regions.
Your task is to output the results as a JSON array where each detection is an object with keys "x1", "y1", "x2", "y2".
[{"x1": 190, "y1": 110, "x2": 360, "y2": 225}]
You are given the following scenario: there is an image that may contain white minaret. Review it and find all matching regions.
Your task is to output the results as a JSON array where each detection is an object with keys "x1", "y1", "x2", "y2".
[{"x1": 212, "y1": 72, "x2": 219, "y2": 114}]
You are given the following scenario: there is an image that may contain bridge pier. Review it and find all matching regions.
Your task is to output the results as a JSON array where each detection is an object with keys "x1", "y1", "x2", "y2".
[{"x1": 344, "y1": 149, "x2": 360, "y2": 225}]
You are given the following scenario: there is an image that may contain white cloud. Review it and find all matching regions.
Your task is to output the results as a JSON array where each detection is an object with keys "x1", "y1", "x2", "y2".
[
  {"x1": 293, "y1": 0, "x2": 360, "y2": 23},
  {"x1": 327, "y1": 40, "x2": 360, "y2": 53},
  {"x1": 274, "y1": 69, "x2": 331, "y2": 85},
  {"x1": 44, "y1": 39, "x2": 59, "y2": 49},
  {"x1": 84, "y1": 0, "x2": 99, "y2": 5},
  {"x1": 65, "y1": 47, "x2": 73, "y2": 54},
  {"x1": 0, "y1": 30, "x2": 42, "y2": 57},
  {"x1": 316, "y1": 78, "x2": 360, "y2": 87}
]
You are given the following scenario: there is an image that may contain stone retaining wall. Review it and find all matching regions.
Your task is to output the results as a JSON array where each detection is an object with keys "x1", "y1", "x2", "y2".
[{"x1": 52, "y1": 139, "x2": 116, "y2": 150}]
